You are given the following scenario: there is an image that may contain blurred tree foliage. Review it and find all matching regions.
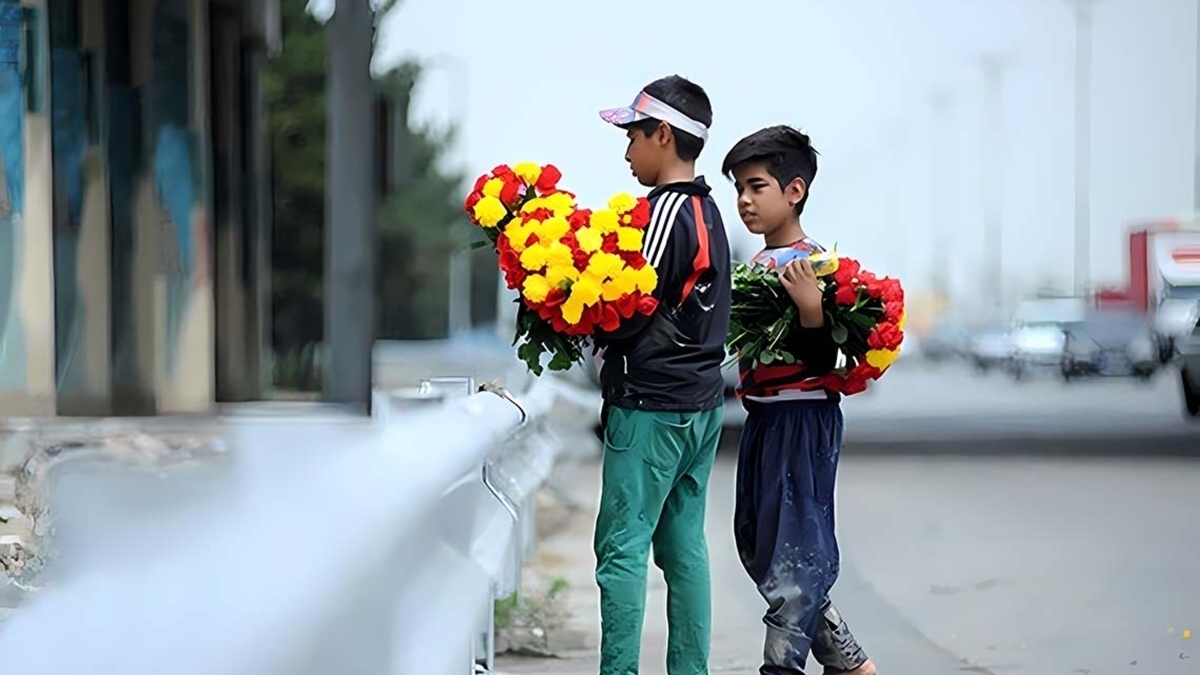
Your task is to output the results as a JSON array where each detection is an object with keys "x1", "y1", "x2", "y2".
[{"x1": 265, "y1": 0, "x2": 496, "y2": 388}]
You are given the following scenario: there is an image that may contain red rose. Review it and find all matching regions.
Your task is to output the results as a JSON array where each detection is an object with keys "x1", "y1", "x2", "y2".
[
  {"x1": 491, "y1": 165, "x2": 515, "y2": 179},
  {"x1": 637, "y1": 296, "x2": 659, "y2": 316},
  {"x1": 867, "y1": 324, "x2": 903, "y2": 351},
  {"x1": 527, "y1": 208, "x2": 553, "y2": 222},
  {"x1": 622, "y1": 254, "x2": 646, "y2": 269},
  {"x1": 464, "y1": 191, "x2": 481, "y2": 213},
  {"x1": 840, "y1": 372, "x2": 869, "y2": 395},
  {"x1": 858, "y1": 270, "x2": 879, "y2": 296},
  {"x1": 601, "y1": 234, "x2": 620, "y2": 254},
  {"x1": 544, "y1": 288, "x2": 567, "y2": 308},
  {"x1": 500, "y1": 178, "x2": 521, "y2": 205},
  {"x1": 880, "y1": 277, "x2": 903, "y2": 304},
  {"x1": 473, "y1": 174, "x2": 489, "y2": 193},
  {"x1": 497, "y1": 239, "x2": 525, "y2": 289},
  {"x1": 569, "y1": 209, "x2": 592, "y2": 231},
  {"x1": 536, "y1": 164, "x2": 563, "y2": 193},
  {"x1": 629, "y1": 199, "x2": 651, "y2": 228},
  {"x1": 573, "y1": 248, "x2": 591, "y2": 271},
  {"x1": 600, "y1": 304, "x2": 622, "y2": 332},
  {"x1": 833, "y1": 258, "x2": 860, "y2": 286},
  {"x1": 883, "y1": 300, "x2": 903, "y2": 322},
  {"x1": 835, "y1": 282, "x2": 858, "y2": 307},
  {"x1": 615, "y1": 294, "x2": 637, "y2": 318}
]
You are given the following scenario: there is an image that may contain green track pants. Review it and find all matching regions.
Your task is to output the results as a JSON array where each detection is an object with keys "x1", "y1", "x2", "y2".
[{"x1": 594, "y1": 405, "x2": 724, "y2": 675}]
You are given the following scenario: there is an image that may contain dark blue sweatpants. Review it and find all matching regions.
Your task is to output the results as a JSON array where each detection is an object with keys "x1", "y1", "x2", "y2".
[{"x1": 735, "y1": 398, "x2": 847, "y2": 675}]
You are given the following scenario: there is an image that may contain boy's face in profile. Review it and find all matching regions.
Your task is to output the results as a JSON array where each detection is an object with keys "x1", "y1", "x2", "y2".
[
  {"x1": 731, "y1": 162, "x2": 805, "y2": 239},
  {"x1": 623, "y1": 122, "x2": 669, "y2": 188}
]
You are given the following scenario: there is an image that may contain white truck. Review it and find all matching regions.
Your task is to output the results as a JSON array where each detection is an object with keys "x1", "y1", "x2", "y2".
[{"x1": 1093, "y1": 220, "x2": 1200, "y2": 417}]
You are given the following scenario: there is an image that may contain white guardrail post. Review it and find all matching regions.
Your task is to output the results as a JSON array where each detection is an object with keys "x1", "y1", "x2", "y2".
[{"x1": 0, "y1": 375, "x2": 561, "y2": 675}]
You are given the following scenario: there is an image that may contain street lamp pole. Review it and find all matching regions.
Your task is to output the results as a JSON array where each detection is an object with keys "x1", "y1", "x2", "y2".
[
  {"x1": 1068, "y1": 0, "x2": 1097, "y2": 297},
  {"x1": 980, "y1": 53, "x2": 1006, "y2": 316},
  {"x1": 929, "y1": 91, "x2": 953, "y2": 307}
]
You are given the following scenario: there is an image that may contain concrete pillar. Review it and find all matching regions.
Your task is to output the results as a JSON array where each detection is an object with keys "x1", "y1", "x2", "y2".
[
  {"x1": 123, "y1": 0, "x2": 214, "y2": 414},
  {"x1": 323, "y1": 0, "x2": 376, "y2": 411},
  {"x1": 0, "y1": 0, "x2": 57, "y2": 416},
  {"x1": 211, "y1": 5, "x2": 269, "y2": 403},
  {"x1": 48, "y1": 0, "x2": 113, "y2": 415}
]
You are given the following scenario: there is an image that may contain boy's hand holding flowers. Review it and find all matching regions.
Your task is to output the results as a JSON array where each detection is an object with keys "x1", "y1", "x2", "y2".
[{"x1": 778, "y1": 258, "x2": 824, "y2": 328}]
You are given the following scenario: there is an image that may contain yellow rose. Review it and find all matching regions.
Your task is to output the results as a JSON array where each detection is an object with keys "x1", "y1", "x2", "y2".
[
  {"x1": 522, "y1": 274, "x2": 552, "y2": 303},
  {"x1": 520, "y1": 244, "x2": 550, "y2": 271},
  {"x1": 513, "y1": 162, "x2": 542, "y2": 185},
  {"x1": 630, "y1": 265, "x2": 658, "y2": 293},
  {"x1": 808, "y1": 248, "x2": 840, "y2": 277},
  {"x1": 576, "y1": 226, "x2": 603, "y2": 253},
  {"x1": 590, "y1": 209, "x2": 620, "y2": 234},
  {"x1": 586, "y1": 252, "x2": 625, "y2": 280},
  {"x1": 520, "y1": 197, "x2": 546, "y2": 214},
  {"x1": 545, "y1": 242, "x2": 575, "y2": 270},
  {"x1": 608, "y1": 192, "x2": 638, "y2": 213},
  {"x1": 569, "y1": 272, "x2": 604, "y2": 307},
  {"x1": 560, "y1": 295, "x2": 587, "y2": 325},
  {"x1": 616, "y1": 227, "x2": 643, "y2": 252},
  {"x1": 546, "y1": 263, "x2": 581, "y2": 289},
  {"x1": 898, "y1": 310, "x2": 907, "y2": 331},
  {"x1": 866, "y1": 348, "x2": 899, "y2": 371},
  {"x1": 543, "y1": 191, "x2": 576, "y2": 217},
  {"x1": 601, "y1": 271, "x2": 637, "y2": 301},
  {"x1": 536, "y1": 216, "x2": 571, "y2": 243},
  {"x1": 472, "y1": 196, "x2": 507, "y2": 228},
  {"x1": 482, "y1": 178, "x2": 505, "y2": 199},
  {"x1": 504, "y1": 221, "x2": 533, "y2": 252}
]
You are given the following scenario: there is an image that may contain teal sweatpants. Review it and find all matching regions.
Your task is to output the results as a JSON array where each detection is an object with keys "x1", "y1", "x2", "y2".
[{"x1": 594, "y1": 405, "x2": 724, "y2": 675}]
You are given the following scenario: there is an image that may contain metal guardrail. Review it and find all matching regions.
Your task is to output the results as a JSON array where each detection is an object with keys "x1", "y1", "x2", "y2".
[{"x1": 0, "y1": 376, "x2": 561, "y2": 675}]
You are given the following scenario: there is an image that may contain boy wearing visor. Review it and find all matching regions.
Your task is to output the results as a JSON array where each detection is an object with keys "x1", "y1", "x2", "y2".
[{"x1": 592, "y1": 75, "x2": 731, "y2": 675}]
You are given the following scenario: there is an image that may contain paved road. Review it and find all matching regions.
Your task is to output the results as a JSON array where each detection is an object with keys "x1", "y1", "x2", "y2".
[
  {"x1": 498, "y1": 450, "x2": 1200, "y2": 674},
  {"x1": 722, "y1": 363, "x2": 1200, "y2": 454}
]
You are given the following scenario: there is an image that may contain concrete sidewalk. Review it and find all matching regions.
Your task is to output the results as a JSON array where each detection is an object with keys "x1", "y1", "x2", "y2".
[
  {"x1": 494, "y1": 454, "x2": 968, "y2": 675},
  {"x1": 500, "y1": 447, "x2": 1200, "y2": 675}
]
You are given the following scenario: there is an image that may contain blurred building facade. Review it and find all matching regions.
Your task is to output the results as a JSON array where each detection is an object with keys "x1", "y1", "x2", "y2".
[{"x1": 0, "y1": 0, "x2": 279, "y2": 415}]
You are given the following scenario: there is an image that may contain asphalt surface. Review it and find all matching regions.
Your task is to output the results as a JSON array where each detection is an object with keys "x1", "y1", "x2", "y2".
[
  {"x1": 498, "y1": 452, "x2": 1200, "y2": 675},
  {"x1": 832, "y1": 454, "x2": 1200, "y2": 674},
  {"x1": 500, "y1": 363, "x2": 1200, "y2": 675},
  {"x1": 736, "y1": 361, "x2": 1200, "y2": 455}
]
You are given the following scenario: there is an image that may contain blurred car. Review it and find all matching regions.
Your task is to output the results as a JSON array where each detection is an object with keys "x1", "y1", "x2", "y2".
[
  {"x1": 1176, "y1": 314, "x2": 1200, "y2": 419},
  {"x1": 968, "y1": 324, "x2": 1014, "y2": 373},
  {"x1": 1007, "y1": 323, "x2": 1066, "y2": 379},
  {"x1": 1060, "y1": 312, "x2": 1160, "y2": 381},
  {"x1": 920, "y1": 323, "x2": 971, "y2": 363}
]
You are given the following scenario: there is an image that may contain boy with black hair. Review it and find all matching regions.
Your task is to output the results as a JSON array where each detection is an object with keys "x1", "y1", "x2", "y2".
[
  {"x1": 592, "y1": 74, "x2": 731, "y2": 675},
  {"x1": 721, "y1": 125, "x2": 876, "y2": 675}
]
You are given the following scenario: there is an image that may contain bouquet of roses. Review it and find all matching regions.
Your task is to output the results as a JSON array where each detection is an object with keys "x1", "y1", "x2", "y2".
[
  {"x1": 464, "y1": 163, "x2": 660, "y2": 375},
  {"x1": 727, "y1": 250, "x2": 905, "y2": 395}
]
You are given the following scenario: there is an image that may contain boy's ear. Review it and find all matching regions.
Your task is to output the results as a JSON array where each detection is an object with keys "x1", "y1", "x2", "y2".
[
  {"x1": 654, "y1": 120, "x2": 674, "y2": 148},
  {"x1": 784, "y1": 177, "x2": 807, "y2": 208}
]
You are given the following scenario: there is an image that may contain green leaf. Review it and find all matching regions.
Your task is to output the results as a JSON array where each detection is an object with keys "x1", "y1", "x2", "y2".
[
  {"x1": 831, "y1": 324, "x2": 849, "y2": 345},
  {"x1": 761, "y1": 351, "x2": 776, "y2": 365}
]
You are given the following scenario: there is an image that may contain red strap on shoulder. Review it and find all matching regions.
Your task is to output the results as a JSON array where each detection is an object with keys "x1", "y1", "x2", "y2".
[{"x1": 679, "y1": 195, "x2": 711, "y2": 307}]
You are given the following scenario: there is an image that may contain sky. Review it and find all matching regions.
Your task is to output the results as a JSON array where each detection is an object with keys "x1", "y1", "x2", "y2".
[{"x1": 363, "y1": 0, "x2": 1200, "y2": 312}]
